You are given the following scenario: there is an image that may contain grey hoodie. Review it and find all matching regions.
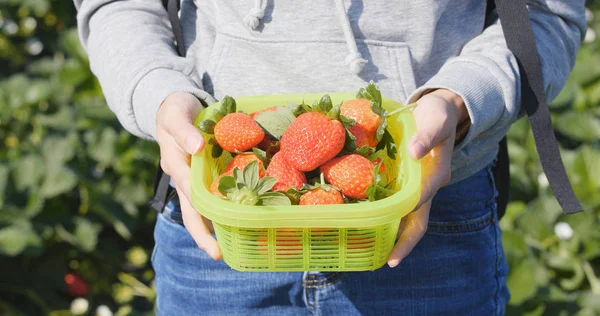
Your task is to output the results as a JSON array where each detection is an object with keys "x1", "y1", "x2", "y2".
[{"x1": 74, "y1": 0, "x2": 586, "y2": 184}]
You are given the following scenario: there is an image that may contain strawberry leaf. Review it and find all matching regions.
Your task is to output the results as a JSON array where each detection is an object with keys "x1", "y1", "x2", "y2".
[
  {"x1": 376, "y1": 116, "x2": 387, "y2": 142},
  {"x1": 343, "y1": 128, "x2": 357, "y2": 153},
  {"x1": 198, "y1": 120, "x2": 216, "y2": 134},
  {"x1": 218, "y1": 175, "x2": 236, "y2": 195},
  {"x1": 213, "y1": 109, "x2": 225, "y2": 122},
  {"x1": 339, "y1": 115, "x2": 356, "y2": 127},
  {"x1": 317, "y1": 94, "x2": 333, "y2": 113},
  {"x1": 293, "y1": 101, "x2": 311, "y2": 117},
  {"x1": 259, "y1": 192, "x2": 292, "y2": 206},
  {"x1": 209, "y1": 138, "x2": 224, "y2": 158},
  {"x1": 254, "y1": 106, "x2": 296, "y2": 140},
  {"x1": 357, "y1": 81, "x2": 383, "y2": 109},
  {"x1": 242, "y1": 161, "x2": 260, "y2": 190},
  {"x1": 256, "y1": 177, "x2": 278, "y2": 195},
  {"x1": 252, "y1": 147, "x2": 269, "y2": 167},
  {"x1": 327, "y1": 103, "x2": 341, "y2": 120},
  {"x1": 220, "y1": 95, "x2": 236, "y2": 115},
  {"x1": 356, "y1": 146, "x2": 376, "y2": 157},
  {"x1": 283, "y1": 187, "x2": 304, "y2": 205},
  {"x1": 375, "y1": 130, "x2": 397, "y2": 160}
]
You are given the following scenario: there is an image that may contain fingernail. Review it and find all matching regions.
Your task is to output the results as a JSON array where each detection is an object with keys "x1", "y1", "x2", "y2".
[
  {"x1": 412, "y1": 139, "x2": 426, "y2": 158},
  {"x1": 388, "y1": 260, "x2": 400, "y2": 268},
  {"x1": 185, "y1": 135, "x2": 201, "y2": 154}
]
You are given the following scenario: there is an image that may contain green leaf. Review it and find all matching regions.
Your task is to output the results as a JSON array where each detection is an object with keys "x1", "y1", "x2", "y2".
[
  {"x1": 39, "y1": 166, "x2": 78, "y2": 198},
  {"x1": 58, "y1": 59, "x2": 89, "y2": 86},
  {"x1": 507, "y1": 259, "x2": 537, "y2": 305},
  {"x1": 254, "y1": 106, "x2": 296, "y2": 140},
  {"x1": 35, "y1": 106, "x2": 74, "y2": 129},
  {"x1": 559, "y1": 260, "x2": 584, "y2": 291},
  {"x1": 555, "y1": 112, "x2": 600, "y2": 141},
  {"x1": 220, "y1": 95, "x2": 236, "y2": 115},
  {"x1": 0, "y1": 165, "x2": 8, "y2": 208},
  {"x1": 242, "y1": 161, "x2": 260, "y2": 189},
  {"x1": 11, "y1": 154, "x2": 44, "y2": 191},
  {"x1": 376, "y1": 116, "x2": 387, "y2": 142},
  {"x1": 252, "y1": 147, "x2": 268, "y2": 166},
  {"x1": 73, "y1": 217, "x2": 101, "y2": 252},
  {"x1": 259, "y1": 192, "x2": 292, "y2": 206},
  {"x1": 356, "y1": 81, "x2": 383, "y2": 110},
  {"x1": 198, "y1": 120, "x2": 216, "y2": 134},
  {"x1": 339, "y1": 114, "x2": 356, "y2": 127},
  {"x1": 256, "y1": 177, "x2": 278, "y2": 195},
  {"x1": 0, "y1": 226, "x2": 29, "y2": 256},
  {"x1": 317, "y1": 94, "x2": 333, "y2": 113},
  {"x1": 210, "y1": 139, "x2": 223, "y2": 158},
  {"x1": 42, "y1": 135, "x2": 76, "y2": 170},
  {"x1": 327, "y1": 103, "x2": 341, "y2": 120},
  {"x1": 343, "y1": 128, "x2": 357, "y2": 153},
  {"x1": 218, "y1": 175, "x2": 236, "y2": 195},
  {"x1": 356, "y1": 146, "x2": 376, "y2": 157}
]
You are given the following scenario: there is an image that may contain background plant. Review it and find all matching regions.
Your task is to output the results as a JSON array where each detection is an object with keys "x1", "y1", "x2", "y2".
[{"x1": 0, "y1": 1, "x2": 598, "y2": 315}]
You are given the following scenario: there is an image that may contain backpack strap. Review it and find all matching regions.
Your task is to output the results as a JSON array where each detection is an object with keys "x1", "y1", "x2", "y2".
[
  {"x1": 494, "y1": 0, "x2": 583, "y2": 214},
  {"x1": 150, "y1": 0, "x2": 185, "y2": 212}
]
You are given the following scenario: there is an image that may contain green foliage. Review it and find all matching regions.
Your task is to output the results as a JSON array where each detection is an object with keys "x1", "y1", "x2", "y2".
[
  {"x1": 0, "y1": 1, "x2": 158, "y2": 315},
  {"x1": 0, "y1": 0, "x2": 598, "y2": 315}
]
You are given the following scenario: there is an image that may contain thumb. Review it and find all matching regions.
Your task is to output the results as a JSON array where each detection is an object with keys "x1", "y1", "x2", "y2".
[{"x1": 159, "y1": 92, "x2": 206, "y2": 155}]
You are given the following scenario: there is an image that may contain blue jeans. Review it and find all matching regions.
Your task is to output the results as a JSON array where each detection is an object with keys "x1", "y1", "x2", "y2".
[{"x1": 151, "y1": 164, "x2": 510, "y2": 315}]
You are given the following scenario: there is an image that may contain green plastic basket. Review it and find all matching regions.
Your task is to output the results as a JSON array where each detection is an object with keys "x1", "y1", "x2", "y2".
[{"x1": 191, "y1": 93, "x2": 421, "y2": 272}]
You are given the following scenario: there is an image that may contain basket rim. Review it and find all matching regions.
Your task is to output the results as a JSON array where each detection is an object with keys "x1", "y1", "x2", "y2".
[{"x1": 190, "y1": 92, "x2": 421, "y2": 228}]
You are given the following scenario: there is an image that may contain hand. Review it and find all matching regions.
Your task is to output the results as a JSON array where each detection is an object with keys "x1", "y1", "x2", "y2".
[
  {"x1": 156, "y1": 92, "x2": 222, "y2": 260},
  {"x1": 387, "y1": 89, "x2": 468, "y2": 268}
]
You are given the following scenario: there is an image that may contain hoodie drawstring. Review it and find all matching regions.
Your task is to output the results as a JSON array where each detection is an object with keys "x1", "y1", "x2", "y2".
[
  {"x1": 244, "y1": 0, "x2": 267, "y2": 30},
  {"x1": 334, "y1": 0, "x2": 367, "y2": 74}
]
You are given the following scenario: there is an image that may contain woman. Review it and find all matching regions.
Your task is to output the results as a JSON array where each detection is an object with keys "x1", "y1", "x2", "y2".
[{"x1": 74, "y1": 0, "x2": 585, "y2": 314}]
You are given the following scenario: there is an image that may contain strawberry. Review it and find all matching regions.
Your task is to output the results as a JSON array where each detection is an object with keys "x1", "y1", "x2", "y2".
[
  {"x1": 299, "y1": 174, "x2": 344, "y2": 205},
  {"x1": 321, "y1": 154, "x2": 374, "y2": 199},
  {"x1": 225, "y1": 153, "x2": 265, "y2": 177},
  {"x1": 65, "y1": 272, "x2": 89, "y2": 297},
  {"x1": 218, "y1": 161, "x2": 290, "y2": 205},
  {"x1": 199, "y1": 96, "x2": 265, "y2": 157},
  {"x1": 209, "y1": 171, "x2": 232, "y2": 198},
  {"x1": 265, "y1": 152, "x2": 307, "y2": 191},
  {"x1": 345, "y1": 82, "x2": 416, "y2": 159},
  {"x1": 213, "y1": 113, "x2": 264, "y2": 153},
  {"x1": 341, "y1": 98, "x2": 381, "y2": 147}
]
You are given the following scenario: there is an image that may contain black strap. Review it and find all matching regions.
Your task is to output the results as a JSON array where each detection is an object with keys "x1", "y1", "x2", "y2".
[
  {"x1": 494, "y1": 0, "x2": 582, "y2": 214},
  {"x1": 150, "y1": 0, "x2": 186, "y2": 212}
]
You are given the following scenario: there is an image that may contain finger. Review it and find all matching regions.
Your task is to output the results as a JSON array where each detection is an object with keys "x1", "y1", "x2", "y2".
[
  {"x1": 409, "y1": 100, "x2": 456, "y2": 160},
  {"x1": 157, "y1": 96, "x2": 205, "y2": 155},
  {"x1": 416, "y1": 137, "x2": 454, "y2": 209},
  {"x1": 159, "y1": 138, "x2": 193, "y2": 200},
  {"x1": 388, "y1": 200, "x2": 432, "y2": 268},
  {"x1": 178, "y1": 189, "x2": 222, "y2": 260}
]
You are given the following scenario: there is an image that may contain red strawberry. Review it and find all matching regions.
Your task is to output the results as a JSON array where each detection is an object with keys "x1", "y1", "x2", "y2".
[
  {"x1": 225, "y1": 153, "x2": 265, "y2": 177},
  {"x1": 321, "y1": 154, "x2": 374, "y2": 199},
  {"x1": 65, "y1": 272, "x2": 89, "y2": 297},
  {"x1": 299, "y1": 187, "x2": 343, "y2": 205},
  {"x1": 280, "y1": 112, "x2": 345, "y2": 171},
  {"x1": 250, "y1": 106, "x2": 279, "y2": 119},
  {"x1": 214, "y1": 113, "x2": 264, "y2": 153},
  {"x1": 265, "y1": 152, "x2": 307, "y2": 191},
  {"x1": 341, "y1": 98, "x2": 381, "y2": 147},
  {"x1": 210, "y1": 171, "x2": 232, "y2": 198}
]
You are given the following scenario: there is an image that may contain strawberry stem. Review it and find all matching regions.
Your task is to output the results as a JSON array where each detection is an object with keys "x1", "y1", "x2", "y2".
[
  {"x1": 320, "y1": 173, "x2": 325, "y2": 186},
  {"x1": 386, "y1": 103, "x2": 418, "y2": 117}
]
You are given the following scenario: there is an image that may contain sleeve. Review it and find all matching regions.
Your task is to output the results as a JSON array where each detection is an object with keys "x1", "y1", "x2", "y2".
[
  {"x1": 74, "y1": 0, "x2": 216, "y2": 140},
  {"x1": 406, "y1": 0, "x2": 587, "y2": 150}
]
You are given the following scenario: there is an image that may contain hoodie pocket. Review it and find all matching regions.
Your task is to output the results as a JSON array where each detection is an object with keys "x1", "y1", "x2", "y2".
[{"x1": 203, "y1": 33, "x2": 417, "y2": 103}]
